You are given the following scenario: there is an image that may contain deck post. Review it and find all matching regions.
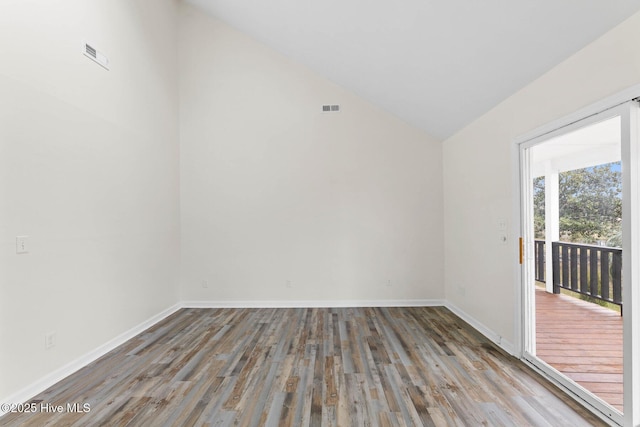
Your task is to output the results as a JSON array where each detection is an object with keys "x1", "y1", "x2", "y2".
[{"x1": 544, "y1": 167, "x2": 559, "y2": 293}]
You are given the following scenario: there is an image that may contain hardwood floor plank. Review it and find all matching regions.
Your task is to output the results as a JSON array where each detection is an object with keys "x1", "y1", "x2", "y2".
[{"x1": 0, "y1": 307, "x2": 606, "y2": 426}]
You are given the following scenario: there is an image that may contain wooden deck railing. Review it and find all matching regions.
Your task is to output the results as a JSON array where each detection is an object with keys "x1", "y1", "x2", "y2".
[
  {"x1": 551, "y1": 241, "x2": 623, "y2": 312},
  {"x1": 534, "y1": 239, "x2": 546, "y2": 283}
]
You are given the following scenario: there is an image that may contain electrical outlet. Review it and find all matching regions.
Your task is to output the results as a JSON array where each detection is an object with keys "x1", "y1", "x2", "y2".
[
  {"x1": 286, "y1": 280, "x2": 292, "y2": 288},
  {"x1": 387, "y1": 280, "x2": 392, "y2": 287},
  {"x1": 201, "y1": 280, "x2": 208, "y2": 288},
  {"x1": 16, "y1": 236, "x2": 29, "y2": 254},
  {"x1": 45, "y1": 332, "x2": 56, "y2": 349}
]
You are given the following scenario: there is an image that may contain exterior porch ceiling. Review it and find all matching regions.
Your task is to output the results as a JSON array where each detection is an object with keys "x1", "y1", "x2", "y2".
[
  {"x1": 185, "y1": 0, "x2": 640, "y2": 141},
  {"x1": 531, "y1": 116, "x2": 621, "y2": 177}
]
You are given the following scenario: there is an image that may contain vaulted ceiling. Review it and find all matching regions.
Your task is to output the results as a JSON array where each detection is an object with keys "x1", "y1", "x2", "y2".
[{"x1": 185, "y1": 0, "x2": 640, "y2": 140}]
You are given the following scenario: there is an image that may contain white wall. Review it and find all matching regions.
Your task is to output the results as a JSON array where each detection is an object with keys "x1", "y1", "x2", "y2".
[
  {"x1": 443, "y1": 11, "x2": 640, "y2": 346},
  {"x1": 179, "y1": 4, "x2": 443, "y2": 303},
  {"x1": 0, "y1": 0, "x2": 180, "y2": 399}
]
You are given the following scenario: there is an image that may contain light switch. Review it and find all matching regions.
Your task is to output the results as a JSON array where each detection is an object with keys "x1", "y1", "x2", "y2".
[{"x1": 16, "y1": 236, "x2": 29, "y2": 254}]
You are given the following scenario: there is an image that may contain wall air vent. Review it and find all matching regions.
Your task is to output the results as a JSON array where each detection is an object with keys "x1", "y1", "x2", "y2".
[
  {"x1": 322, "y1": 104, "x2": 340, "y2": 113},
  {"x1": 82, "y1": 42, "x2": 109, "y2": 70}
]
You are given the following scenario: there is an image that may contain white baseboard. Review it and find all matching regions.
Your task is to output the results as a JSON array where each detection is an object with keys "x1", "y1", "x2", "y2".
[
  {"x1": 181, "y1": 299, "x2": 446, "y2": 309},
  {"x1": 1, "y1": 303, "x2": 181, "y2": 407},
  {"x1": 444, "y1": 301, "x2": 516, "y2": 356}
]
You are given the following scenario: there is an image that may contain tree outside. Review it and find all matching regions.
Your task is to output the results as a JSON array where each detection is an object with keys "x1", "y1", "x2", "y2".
[{"x1": 533, "y1": 162, "x2": 622, "y2": 247}]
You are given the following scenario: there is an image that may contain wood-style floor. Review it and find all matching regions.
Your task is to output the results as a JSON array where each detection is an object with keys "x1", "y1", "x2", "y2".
[
  {"x1": 535, "y1": 287, "x2": 623, "y2": 411},
  {"x1": 1, "y1": 306, "x2": 605, "y2": 426}
]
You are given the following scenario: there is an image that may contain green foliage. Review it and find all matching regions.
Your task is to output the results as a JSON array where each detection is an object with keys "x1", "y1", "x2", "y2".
[
  {"x1": 533, "y1": 176, "x2": 545, "y2": 239},
  {"x1": 533, "y1": 162, "x2": 621, "y2": 245}
]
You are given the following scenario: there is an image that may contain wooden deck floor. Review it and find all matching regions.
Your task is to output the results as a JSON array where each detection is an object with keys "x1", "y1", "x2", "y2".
[
  {"x1": 0, "y1": 306, "x2": 606, "y2": 426},
  {"x1": 536, "y1": 287, "x2": 623, "y2": 412}
]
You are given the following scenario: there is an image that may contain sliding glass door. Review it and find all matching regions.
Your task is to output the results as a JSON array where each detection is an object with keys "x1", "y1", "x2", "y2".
[{"x1": 519, "y1": 101, "x2": 640, "y2": 426}]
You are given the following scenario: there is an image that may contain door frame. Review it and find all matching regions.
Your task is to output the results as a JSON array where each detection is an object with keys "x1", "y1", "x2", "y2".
[{"x1": 511, "y1": 86, "x2": 640, "y2": 427}]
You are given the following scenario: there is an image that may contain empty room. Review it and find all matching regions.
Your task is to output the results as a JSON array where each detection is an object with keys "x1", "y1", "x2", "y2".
[{"x1": 2, "y1": 0, "x2": 640, "y2": 426}]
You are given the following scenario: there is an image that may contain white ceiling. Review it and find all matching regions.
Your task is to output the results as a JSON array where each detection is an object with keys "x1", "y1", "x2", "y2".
[{"x1": 185, "y1": 0, "x2": 640, "y2": 141}]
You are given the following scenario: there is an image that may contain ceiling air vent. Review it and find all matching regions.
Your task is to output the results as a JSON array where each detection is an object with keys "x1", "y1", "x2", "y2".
[
  {"x1": 83, "y1": 42, "x2": 109, "y2": 70},
  {"x1": 322, "y1": 104, "x2": 340, "y2": 113}
]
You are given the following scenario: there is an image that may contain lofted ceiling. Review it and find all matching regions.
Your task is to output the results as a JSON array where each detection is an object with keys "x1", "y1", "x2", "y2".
[{"x1": 185, "y1": 0, "x2": 640, "y2": 141}]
